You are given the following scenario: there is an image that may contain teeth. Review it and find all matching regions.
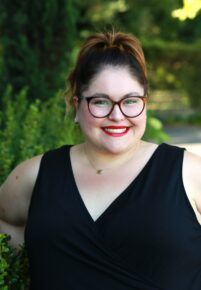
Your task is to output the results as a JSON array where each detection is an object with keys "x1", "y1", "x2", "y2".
[{"x1": 104, "y1": 128, "x2": 127, "y2": 133}]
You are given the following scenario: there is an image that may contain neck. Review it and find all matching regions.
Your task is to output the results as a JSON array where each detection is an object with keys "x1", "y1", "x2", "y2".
[{"x1": 83, "y1": 141, "x2": 143, "y2": 173}]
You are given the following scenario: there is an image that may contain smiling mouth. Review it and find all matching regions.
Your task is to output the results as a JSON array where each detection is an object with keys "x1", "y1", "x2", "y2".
[{"x1": 101, "y1": 126, "x2": 130, "y2": 137}]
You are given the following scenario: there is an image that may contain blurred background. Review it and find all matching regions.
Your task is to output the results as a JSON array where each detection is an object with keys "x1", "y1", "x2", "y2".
[{"x1": 0, "y1": 0, "x2": 201, "y2": 183}]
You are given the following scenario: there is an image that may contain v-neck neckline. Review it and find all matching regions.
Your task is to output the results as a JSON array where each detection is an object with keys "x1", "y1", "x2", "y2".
[{"x1": 66, "y1": 143, "x2": 164, "y2": 226}]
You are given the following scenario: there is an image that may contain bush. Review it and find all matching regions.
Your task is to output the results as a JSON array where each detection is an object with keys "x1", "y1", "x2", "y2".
[
  {"x1": 145, "y1": 111, "x2": 170, "y2": 143},
  {"x1": 0, "y1": 86, "x2": 83, "y2": 184},
  {"x1": 0, "y1": 234, "x2": 30, "y2": 290}
]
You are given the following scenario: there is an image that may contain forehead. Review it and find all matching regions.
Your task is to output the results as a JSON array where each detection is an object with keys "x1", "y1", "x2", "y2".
[{"x1": 84, "y1": 66, "x2": 144, "y2": 97}]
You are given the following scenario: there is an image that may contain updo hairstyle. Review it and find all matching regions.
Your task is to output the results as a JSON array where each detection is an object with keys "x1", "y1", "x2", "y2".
[{"x1": 65, "y1": 31, "x2": 148, "y2": 108}]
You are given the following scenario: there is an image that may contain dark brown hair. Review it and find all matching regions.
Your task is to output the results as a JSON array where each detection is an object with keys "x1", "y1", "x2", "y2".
[{"x1": 65, "y1": 31, "x2": 148, "y2": 108}]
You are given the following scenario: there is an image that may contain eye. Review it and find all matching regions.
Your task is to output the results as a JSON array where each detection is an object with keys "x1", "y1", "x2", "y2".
[
  {"x1": 91, "y1": 98, "x2": 111, "y2": 106},
  {"x1": 122, "y1": 97, "x2": 139, "y2": 105}
]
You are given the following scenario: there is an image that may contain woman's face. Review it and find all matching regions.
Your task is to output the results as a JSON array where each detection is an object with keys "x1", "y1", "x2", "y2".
[{"x1": 74, "y1": 66, "x2": 147, "y2": 155}]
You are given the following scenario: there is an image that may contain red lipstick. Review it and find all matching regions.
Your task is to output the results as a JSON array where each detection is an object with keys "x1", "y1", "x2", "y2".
[{"x1": 101, "y1": 126, "x2": 130, "y2": 137}]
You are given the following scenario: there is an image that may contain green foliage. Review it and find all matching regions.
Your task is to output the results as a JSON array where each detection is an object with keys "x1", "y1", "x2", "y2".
[
  {"x1": 0, "y1": 86, "x2": 83, "y2": 184},
  {"x1": 0, "y1": 0, "x2": 76, "y2": 102},
  {"x1": 0, "y1": 234, "x2": 30, "y2": 290},
  {"x1": 144, "y1": 111, "x2": 170, "y2": 143},
  {"x1": 144, "y1": 39, "x2": 201, "y2": 108}
]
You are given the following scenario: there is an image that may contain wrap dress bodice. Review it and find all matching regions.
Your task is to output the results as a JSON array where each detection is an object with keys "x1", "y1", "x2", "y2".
[{"x1": 25, "y1": 143, "x2": 201, "y2": 290}]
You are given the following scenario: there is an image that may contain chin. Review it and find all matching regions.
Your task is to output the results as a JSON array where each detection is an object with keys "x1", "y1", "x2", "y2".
[
  {"x1": 101, "y1": 142, "x2": 136, "y2": 155},
  {"x1": 103, "y1": 133, "x2": 144, "y2": 154}
]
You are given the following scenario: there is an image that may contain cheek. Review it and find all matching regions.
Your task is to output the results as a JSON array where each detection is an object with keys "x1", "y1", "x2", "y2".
[
  {"x1": 129, "y1": 110, "x2": 147, "y2": 127},
  {"x1": 77, "y1": 107, "x2": 103, "y2": 130}
]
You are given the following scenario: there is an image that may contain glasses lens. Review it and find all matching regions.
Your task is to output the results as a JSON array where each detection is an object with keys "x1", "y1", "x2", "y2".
[
  {"x1": 121, "y1": 97, "x2": 144, "y2": 117},
  {"x1": 89, "y1": 97, "x2": 112, "y2": 117}
]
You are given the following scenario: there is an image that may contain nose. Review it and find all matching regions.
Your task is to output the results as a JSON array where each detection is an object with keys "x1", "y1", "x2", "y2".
[{"x1": 108, "y1": 104, "x2": 125, "y2": 121}]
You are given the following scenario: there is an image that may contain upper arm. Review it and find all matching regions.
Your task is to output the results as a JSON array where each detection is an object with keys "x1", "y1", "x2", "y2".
[
  {"x1": 183, "y1": 150, "x2": 201, "y2": 213},
  {"x1": 0, "y1": 154, "x2": 43, "y2": 226}
]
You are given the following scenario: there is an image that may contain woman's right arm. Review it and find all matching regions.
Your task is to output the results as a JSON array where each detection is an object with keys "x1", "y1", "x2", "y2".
[{"x1": 0, "y1": 154, "x2": 43, "y2": 248}]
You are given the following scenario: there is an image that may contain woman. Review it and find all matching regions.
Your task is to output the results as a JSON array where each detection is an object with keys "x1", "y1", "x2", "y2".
[{"x1": 0, "y1": 31, "x2": 201, "y2": 290}]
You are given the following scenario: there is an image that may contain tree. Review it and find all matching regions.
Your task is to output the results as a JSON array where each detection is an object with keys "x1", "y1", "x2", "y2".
[{"x1": 0, "y1": 0, "x2": 76, "y2": 101}]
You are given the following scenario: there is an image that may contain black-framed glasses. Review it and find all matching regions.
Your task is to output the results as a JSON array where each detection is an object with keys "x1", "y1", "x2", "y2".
[{"x1": 79, "y1": 95, "x2": 147, "y2": 118}]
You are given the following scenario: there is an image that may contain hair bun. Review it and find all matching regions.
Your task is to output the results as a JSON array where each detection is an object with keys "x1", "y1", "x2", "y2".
[{"x1": 83, "y1": 31, "x2": 146, "y2": 76}]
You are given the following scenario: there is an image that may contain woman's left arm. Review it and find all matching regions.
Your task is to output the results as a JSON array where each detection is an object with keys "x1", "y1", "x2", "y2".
[{"x1": 183, "y1": 150, "x2": 201, "y2": 214}]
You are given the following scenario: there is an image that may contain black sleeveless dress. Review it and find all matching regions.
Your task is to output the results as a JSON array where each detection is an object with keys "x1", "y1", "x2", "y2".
[{"x1": 25, "y1": 143, "x2": 201, "y2": 290}]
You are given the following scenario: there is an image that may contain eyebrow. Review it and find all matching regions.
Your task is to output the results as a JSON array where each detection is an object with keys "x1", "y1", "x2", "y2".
[{"x1": 87, "y1": 92, "x2": 143, "y2": 98}]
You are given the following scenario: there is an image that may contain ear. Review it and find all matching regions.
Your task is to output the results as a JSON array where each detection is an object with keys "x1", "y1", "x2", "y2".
[
  {"x1": 73, "y1": 96, "x2": 79, "y2": 110},
  {"x1": 73, "y1": 96, "x2": 79, "y2": 123}
]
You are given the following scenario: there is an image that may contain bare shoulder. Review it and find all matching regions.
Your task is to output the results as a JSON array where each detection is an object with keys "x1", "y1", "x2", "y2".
[
  {"x1": 182, "y1": 150, "x2": 201, "y2": 212},
  {"x1": 183, "y1": 150, "x2": 201, "y2": 183},
  {"x1": 10, "y1": 154, "x2": 43, "y2": 186},
  {"x1": 0, "y1": 154, "x2": 43, "y2": 225}
]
